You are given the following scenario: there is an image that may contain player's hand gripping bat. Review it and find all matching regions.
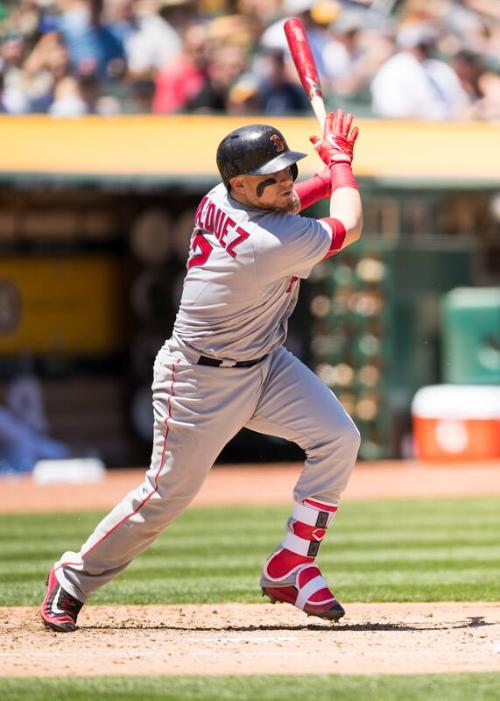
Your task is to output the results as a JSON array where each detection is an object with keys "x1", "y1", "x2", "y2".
[{"x1": 310, "y1": 109, "x2": 359, "y2": 166}]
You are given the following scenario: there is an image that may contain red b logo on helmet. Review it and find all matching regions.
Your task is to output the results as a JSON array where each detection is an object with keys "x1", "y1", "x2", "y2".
[{"x1": 270, "y1": 133, "x2": 285, "y2": 152}]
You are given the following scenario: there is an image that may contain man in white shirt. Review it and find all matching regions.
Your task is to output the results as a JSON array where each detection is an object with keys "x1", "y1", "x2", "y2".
[{"x1": 371, "y1": 23, "x2": 469, "y2": 120}]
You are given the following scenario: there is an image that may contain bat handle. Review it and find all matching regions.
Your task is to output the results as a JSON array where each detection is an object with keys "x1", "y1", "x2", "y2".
[{"x1": 310, "y1": 94, "x2": 327, "y2": 131}]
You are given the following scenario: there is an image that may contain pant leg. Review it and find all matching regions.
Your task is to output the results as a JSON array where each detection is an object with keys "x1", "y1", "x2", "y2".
[
  {"x1": 246, "y1": 346, "x2": 360, "y2": 504},
  {"x1": 56, "y1": 344, "x2": 265, "y2": 602}
]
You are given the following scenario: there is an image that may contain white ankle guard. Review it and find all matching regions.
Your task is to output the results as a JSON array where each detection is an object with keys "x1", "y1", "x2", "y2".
[{"x1": 282, "y1": 499, "x2": 337, "y2": 558}]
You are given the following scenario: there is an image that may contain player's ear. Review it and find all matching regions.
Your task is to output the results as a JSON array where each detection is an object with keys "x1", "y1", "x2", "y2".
[{"x1": 230, "y1": 175, "x2": 245, "y2": 193}]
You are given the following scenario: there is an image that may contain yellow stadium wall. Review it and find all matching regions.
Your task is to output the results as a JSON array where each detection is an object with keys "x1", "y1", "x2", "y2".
[
  {"x1": 0, "y1": 257, "x2": 125, "y2": 354},
  {"x1": 0, "y1": 115, "x2": 499, "y2": 184}
]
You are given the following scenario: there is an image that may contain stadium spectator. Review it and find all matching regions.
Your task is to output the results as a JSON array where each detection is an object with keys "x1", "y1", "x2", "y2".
[
  {"x1": 226, "y1": 71, "x2": 261, "y2": 115},
  {"x1": 260, "y1": 0, "x2": 337, "y2": 78},
  {"x1": 22, "y1": 31, "x2": 72, "y2": 112},
  {"x1": 158, "y1": 0, "x2": 201, "y2": 35},
  {"x1": 0, "y1": 33, "x2": 30, "y2": 113},
  {"x1": 0, "y1": 359, "x2": 71, "y2": 474},
  {"x1": 185, "y1": 42, "x2": 246, "y2": 113},
  {"x1": 6, "y1": 355, "x2": 49, "y2": 436},
  {"x1": 0, "y1": 0, "x2": 498, "y2": 119},
  {"x1": 439, "y1": 0, "x2": 489, "y2": 55},
  {"x1": 54, "y1": 0, "x2": 126, "y2": 80},
  {"x1": 450, "y1": 49, "x2": 484, "y2": 102},
  {"x1": 322, "y1": 8, "x2": 394, "y2": 100},
  {"x1": 237, "y1": 0, "x2": 283, "y2": 28},
  {"x1": 0, "y1": 0, "x2": 41, "y2": 46},
  {"x1": 106, "y1": 0, "x2": 181, "y2": 78},
  {"x1": 127, "y1": 76, "x2": 155, "y2": 111},
  {"x1": 48, "y1": 73, "x2": 87, "y2": 115},
  {"x1": 153, "y1": 19, "x2": 207, "y2": 113},
  {"x1": 49, "y1": 69, "x2": 102, "y2": 115},
  {"x1": 370, "y1": 22, "x2": 470, "y2": 120},
  {"x1": 466, "y1": 70, "x2": 500, "y2": 122},
  {"x1": 0, "y1": 404, "x2": 71, "y2": 473},
  {"x1": 253, "y1": 47, "x2": 310, "y2": 115},
  {"x1": 322, "y1": 9, "x2": 367, "y2": 91},
  {"x1": 206, "y1": 13, "x2": 259, "y2": 54}
]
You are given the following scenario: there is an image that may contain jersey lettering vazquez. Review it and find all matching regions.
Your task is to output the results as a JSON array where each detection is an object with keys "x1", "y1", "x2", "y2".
[{"x1": 173, "y1": 183, "x2": 333, "y2": 361}]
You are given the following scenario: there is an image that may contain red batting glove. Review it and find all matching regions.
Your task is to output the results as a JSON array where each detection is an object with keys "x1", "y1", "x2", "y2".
[{"x1": 310, "y1": 109, "x2": 359, "y2": 166}]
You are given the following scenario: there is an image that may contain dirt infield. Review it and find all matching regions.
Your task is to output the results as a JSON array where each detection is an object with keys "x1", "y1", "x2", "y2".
[
  {"x1": 2, "y1": 603, "x2": 500, "y2": 677},
  {"x1": 1, "y1": 460, "x2": 499, "y2": 678}
]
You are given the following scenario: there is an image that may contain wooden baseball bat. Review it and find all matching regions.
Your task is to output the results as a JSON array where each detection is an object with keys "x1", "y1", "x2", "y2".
[{"x1": 284, "y1": 17, "x2": 327, "y2": 130}]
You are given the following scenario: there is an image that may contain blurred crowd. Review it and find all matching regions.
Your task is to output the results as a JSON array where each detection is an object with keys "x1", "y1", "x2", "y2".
[{"x1": 1, "y1": 0, "x2": 500, "y2": 120}]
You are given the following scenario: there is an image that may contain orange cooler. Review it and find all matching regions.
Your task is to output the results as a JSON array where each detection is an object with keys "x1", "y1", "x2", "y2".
[{"x1": 412, "y1": 385, "x2": 500, "y2": 461}]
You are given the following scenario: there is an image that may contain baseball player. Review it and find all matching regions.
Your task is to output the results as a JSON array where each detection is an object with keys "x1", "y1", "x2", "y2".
[{"x1": 41, "y1": 109, "x2": 362, "y2": 631}]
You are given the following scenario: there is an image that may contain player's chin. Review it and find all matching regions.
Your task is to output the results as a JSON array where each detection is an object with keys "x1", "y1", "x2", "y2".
[{"x1": 274, "y1": 192, "x2": 295, "y2": 212}]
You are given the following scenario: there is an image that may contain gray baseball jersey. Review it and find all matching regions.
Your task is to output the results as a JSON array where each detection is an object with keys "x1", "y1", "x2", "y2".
[
  {"x1": 53, "y1": 181, "x2": 360, "y2": 604},
  {"x1": 173, "y1": 183, "x2": 333, "y2": 361}
]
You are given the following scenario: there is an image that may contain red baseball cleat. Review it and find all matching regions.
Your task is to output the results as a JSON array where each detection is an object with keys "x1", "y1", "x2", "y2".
[
  {"x1": 260, "y1": 563, "x2": 345, "y2": 621},
  {"x1": 40, "y1": 567, "x2": 83, "y2": 632}
]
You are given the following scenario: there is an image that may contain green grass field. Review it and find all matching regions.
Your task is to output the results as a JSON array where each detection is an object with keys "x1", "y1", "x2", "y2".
[
  {"x1": 1, "y1": 497, "x2": 499, "y2": 606},
  {"x1": 1, "y1": 496, "x2": 499, "y2": 700},
  {"x1": 1, "y1": 674, "x2": 500, "y2": 701}
]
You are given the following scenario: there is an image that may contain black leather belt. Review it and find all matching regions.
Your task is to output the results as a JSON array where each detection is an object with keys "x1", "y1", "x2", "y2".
[{"x1": 197, "y1": 354, "x2": 267, "y2": 368}]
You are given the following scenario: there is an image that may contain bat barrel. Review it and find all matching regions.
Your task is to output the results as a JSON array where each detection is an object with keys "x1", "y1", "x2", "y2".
[{"x1": 284, "y1": 16, "x2": 326, "y2": 128}]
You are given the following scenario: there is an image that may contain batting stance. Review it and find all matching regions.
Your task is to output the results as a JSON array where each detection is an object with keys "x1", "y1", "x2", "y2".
[{"x1": 41, "y1": 109, "x2": 362, "y2": 631}]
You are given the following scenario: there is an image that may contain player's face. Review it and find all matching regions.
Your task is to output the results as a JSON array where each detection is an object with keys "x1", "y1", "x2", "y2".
[{"x1": 231, "y1": 167, "x2": 295, "y2": 211}]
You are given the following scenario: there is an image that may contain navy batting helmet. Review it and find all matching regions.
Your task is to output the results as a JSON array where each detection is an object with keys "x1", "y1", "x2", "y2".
[{"x1": 216, "y1": 124, "x2": 307, "y2": 189}]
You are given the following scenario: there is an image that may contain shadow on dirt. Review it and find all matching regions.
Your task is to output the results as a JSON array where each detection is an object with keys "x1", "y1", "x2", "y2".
[{"x1": 84, "y1": 616, "x2": 493, "y2": 633}]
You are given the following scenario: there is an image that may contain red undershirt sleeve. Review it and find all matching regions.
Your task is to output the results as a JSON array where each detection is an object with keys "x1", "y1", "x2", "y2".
[{"x1": 294, "y1": 173, "x2": 331, "y2": 211}]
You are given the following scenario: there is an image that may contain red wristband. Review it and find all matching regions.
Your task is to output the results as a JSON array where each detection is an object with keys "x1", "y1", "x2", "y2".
[
  {"x1": 294, "y1": 174, "x2": 331, "y2": 210},
  {"x1": 320, "y1": 217, "x2": 347, "y2": 258},
  {"x1": 329, "y1": 162, "x2": 358, "y2": 192}
]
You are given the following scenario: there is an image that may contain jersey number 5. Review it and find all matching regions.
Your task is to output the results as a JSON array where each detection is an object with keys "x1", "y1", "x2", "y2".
[{"x1": 188, "y1": 229, "x2": 213, "y2": 269}]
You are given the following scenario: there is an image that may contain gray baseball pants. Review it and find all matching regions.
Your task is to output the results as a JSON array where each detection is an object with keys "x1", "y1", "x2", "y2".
[{"x1": 55, "y1": 338, "x2": 360, "y2": 602}]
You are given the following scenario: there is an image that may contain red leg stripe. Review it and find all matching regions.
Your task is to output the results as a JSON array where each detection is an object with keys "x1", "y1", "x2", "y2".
[{"x1": 59, "y1": 359, "x2": 181, "y2": 569}]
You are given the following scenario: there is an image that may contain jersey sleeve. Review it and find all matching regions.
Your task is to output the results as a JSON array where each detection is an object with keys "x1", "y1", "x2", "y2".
[{"x1": 254, "y1": 213, "x2": 332, "y2": 284}]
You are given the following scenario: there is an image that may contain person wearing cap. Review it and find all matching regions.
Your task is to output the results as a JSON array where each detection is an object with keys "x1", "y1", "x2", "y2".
[
  {"x1": 370, "y1": 22, "x2": 469, "y2": 120},
  {"x1": 259, "y1": 0, "x2": 339, "y2": 79}
]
